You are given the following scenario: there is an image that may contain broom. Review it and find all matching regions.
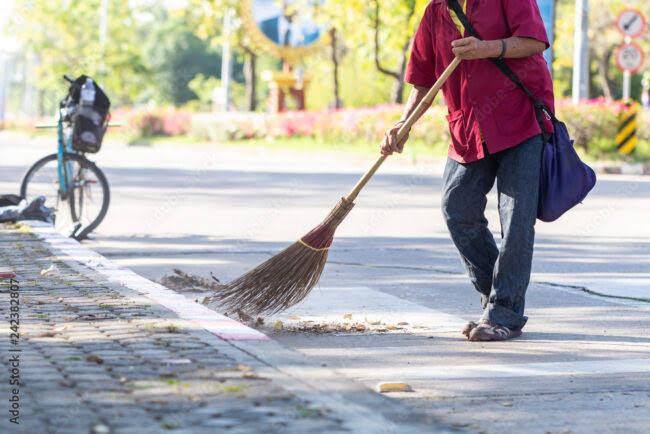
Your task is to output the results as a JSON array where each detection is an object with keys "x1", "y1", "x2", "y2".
[{"x1": 205, "y1": 57, "x2": 462, "y2": 316}]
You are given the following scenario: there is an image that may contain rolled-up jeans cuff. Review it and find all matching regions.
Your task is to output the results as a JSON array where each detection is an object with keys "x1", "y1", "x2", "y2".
[
  {"x1": 481, "y1": 303, "x2": 528, "y2": 331},
  {"x1": 474, "y1": 279, "x2": 491, "y2": 308}
]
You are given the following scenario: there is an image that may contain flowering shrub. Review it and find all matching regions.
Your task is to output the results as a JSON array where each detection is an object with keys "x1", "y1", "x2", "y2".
[
  {"x1": 0, "y1": 118, "x2": 41, "y2": 131},
  {"x1": 116, "y1": 99, "x2": 647, "y2": 158},
  {"x1": 161, "y1": 110, "x2": 192, "y2": 136},
  {"x1": 555, "y1": 98, "x2": 627, "y2": 154},
  {"x1": 191, "y1": 112, "x2": 268, "y2": 141},
  {"x1": 189, "y1": 104, "x2": 451, "y2": 148},
  {"x1": 315, "y1": 104, "x2": 450, "y2": 146},
  {"x1": 131, "y1": 112, "x2": 165, "y2": 137},
  {"x1": 117, "y1": 108, "x2": 192, "y2": 138},
  {"x1": 638, "y1": 109, "x2": 650, "y2": 142},
  {"x1": 270, "y1": 111, "x2": 320, "y2": 138}
]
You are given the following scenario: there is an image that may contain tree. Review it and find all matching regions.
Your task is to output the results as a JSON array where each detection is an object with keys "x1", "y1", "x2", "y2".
[
  {"x1": 143, "y1": 10, "x2": 223, "y2": 106},
  {"x1": 187, "y1": 0, "x2": 260, "y2": 111},
  {"x1": 320, "y1": 0, "x2": 428, "y2": 104},
  {"x1": 329, "y1": 28, "x2": 343, "y2": 109},
  {"x1": 12, "y1": 0, "x2": 149, "y2": 109},
  {"x1": 188, "y1": 0, "x2": 429, "y2": 109},
  {"x1": 370, "y1": 0, "x2": 417, "y2": 103}
]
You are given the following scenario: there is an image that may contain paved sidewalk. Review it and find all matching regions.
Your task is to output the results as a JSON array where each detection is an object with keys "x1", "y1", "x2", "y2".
[{"x1": 0, "y1": 223, "x2": 443, "y2": 434}]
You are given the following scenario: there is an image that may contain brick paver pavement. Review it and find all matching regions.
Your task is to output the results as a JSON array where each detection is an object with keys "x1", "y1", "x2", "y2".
[{"x1": 0, "y1": 223, "x2": 349, "y2": 434}]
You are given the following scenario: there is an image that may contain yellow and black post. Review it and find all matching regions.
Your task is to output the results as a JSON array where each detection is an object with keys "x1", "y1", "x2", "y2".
[{"x1": 616, "y1": 102, "x2": 639, "y2": 155}]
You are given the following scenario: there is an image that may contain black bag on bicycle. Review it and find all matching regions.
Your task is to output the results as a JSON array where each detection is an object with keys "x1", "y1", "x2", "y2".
[{"x1": 66, "y1": 75, "x2": 111, "y2": 153}]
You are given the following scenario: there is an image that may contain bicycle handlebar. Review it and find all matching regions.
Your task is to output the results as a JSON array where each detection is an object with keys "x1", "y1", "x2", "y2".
[{"x1": 63, "y1": 74, "x2": 75, "y2": 84}]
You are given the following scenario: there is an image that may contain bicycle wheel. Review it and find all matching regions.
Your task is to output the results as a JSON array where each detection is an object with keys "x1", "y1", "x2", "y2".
[
  {"x1": 68, "y1": 156, "x2": 110, "y2": 240},
  {"x1": 21, "y1": 153, "x2": 110, "y2": 239}
]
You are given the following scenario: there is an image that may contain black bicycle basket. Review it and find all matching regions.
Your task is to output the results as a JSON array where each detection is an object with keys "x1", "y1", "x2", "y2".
[{"x1": 66, "y1": 75, "x2": 111, "y2": 153}]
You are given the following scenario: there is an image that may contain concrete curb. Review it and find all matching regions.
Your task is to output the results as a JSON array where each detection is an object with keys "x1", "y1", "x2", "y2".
[
  {"x1": 17, "y1": 221, "x2": 455, "y2": 434},
  {"x1": 592, "y1": 162, "x2": 650, "y2": 176},
  {"x1": 23, "y1": 221, "x2": 269, "y2": 342}
]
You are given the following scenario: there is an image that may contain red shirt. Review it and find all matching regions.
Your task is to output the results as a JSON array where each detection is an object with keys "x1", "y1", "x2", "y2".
[{"x1": 405, "y1": 0, "x2": 555, "y2": 163}]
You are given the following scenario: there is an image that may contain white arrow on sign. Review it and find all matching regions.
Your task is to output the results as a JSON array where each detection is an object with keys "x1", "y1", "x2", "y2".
[
  {"x1": 617, "y1": 9, "x2": 646, "y2": 38},
  {"x1": 616, "y1": 43, "x2": 644, "y2": 73}
]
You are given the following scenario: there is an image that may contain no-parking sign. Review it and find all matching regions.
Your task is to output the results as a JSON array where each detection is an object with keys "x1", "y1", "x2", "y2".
[
  {"x1": 616, "y1": 42, "x2": 644, "y2": 73},
  {"x1": 616, "y1": 9, "x2": 646, "y2": 38}
]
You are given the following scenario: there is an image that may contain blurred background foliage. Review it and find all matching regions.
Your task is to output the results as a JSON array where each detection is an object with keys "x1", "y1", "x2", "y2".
[
  {"x1": 4, "y1": 0, "x2": 647, "y2": 112},
  {"x1": 553, "y1": 0, "x2": 650, "y2": 100},
  {"x1": 1, "y1": 0, "x2": 649, "y2": 159}
]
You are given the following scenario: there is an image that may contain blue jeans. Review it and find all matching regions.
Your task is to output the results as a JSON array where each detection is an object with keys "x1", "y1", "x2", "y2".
[{"x1": 441, "y1": 135, "x2": 543, "y2": 331}]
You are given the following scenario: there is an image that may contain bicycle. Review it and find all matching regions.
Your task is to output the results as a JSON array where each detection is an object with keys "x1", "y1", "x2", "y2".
[{"x1": 20, "y1": 75, "x2": 111, "y2": 241}]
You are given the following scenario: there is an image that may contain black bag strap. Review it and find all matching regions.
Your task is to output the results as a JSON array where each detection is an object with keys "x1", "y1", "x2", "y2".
[{"x1": 447, "y1": 0, "x2": 557, "y2": 133}]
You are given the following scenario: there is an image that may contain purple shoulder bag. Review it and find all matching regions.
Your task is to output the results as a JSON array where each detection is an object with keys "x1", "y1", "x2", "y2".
[{"x1": 449, "y1": 0, "x2": 597, "y2": 222}]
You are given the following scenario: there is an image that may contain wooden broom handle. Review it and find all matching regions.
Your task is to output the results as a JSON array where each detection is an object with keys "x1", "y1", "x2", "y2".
[{"x1": 345, "y1": 57, "x2": 462, "y2": 203}]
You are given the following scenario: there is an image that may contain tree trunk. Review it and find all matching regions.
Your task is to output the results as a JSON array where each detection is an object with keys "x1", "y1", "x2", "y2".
[
  {"x1": 372, "y1": 0, "x2": 416, "y2": 104},
  {"x1": 372, "y1": 0, "x2": 399, "y2": 100},
  {"x1": 597, "y1": 47, "x2": 614, "y2": 100},
  {"x1": 330, "y1": 28, "x2": 343, "y2": 109},
  {"x1": 392, "y1": 81, "x2": 405, "y2": 104},
  {"x1": 243, "y1": 46, "x2": 257, "y2": 111},
  {"x1": 391, "y1": 37, "x2": 414, "y2": 104}
]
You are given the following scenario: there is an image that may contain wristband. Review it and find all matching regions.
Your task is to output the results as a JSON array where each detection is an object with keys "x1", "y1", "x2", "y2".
[{"x1": 498, "y1": 39, "x2": 507, "y2": 60}]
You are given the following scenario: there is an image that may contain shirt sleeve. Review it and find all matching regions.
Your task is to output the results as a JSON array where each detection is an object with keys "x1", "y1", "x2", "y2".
[
  {"x1": 405, "y1": 5, "x2": 437, "y2": 88},
  {"x1": 503, "y1": 0, "x2": 550, "y2": 48}
]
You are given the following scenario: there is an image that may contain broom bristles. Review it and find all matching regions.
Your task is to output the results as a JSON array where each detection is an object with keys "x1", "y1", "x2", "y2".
[{"x1": 205, "y1": 198, "x2": 355, "y2": 316}]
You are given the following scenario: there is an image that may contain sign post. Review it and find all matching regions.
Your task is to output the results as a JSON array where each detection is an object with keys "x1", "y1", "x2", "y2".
[
  {"x1": 572, "y1": 0, "x2": 590, "y2": 104},
  {"x1": 616, "y1": 41, "x2": 644, "y2": 101},
  {"x1": 613, "y1": 8, "x2": 645, "y2": 155},
  {"x1": 616, "y1": 9, "x2": 646, "y2": 103},
  {"x1": 219, "y1": 8, "x2": 234, "y2": 112}
]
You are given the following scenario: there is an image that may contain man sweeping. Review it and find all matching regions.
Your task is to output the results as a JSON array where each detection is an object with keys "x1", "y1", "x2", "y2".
[{"x1": 382, "y1": 0, "x2": 554, "y2": 341}]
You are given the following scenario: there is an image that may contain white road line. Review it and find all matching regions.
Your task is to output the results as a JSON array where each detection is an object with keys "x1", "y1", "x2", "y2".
[
  {"x1": 338, "y1": 358, "x2": 650, "y2": 381},
  {"x1": 26, "y1": 222, "x2": 268, "y2": 342},
  {"x1": 270, "y1": 286, "x2": 467, "y2": 332}
]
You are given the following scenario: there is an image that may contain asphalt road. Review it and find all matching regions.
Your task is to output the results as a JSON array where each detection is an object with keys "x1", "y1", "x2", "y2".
[{"x1": 3, "y1": 132, "x2": 650, "y2": 433}]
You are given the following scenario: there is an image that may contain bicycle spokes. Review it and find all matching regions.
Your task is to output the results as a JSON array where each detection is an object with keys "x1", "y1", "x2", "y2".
[{"x1": 22, "y1": 153, "x2": 109, "y2": 240}]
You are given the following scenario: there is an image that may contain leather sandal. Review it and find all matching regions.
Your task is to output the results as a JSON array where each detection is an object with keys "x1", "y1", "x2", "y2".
[
  {"x1": 468, "y1": 322, "x2": 522, "y2": 342},
  {"x1": 461, "y1": 321, "x2": 479, "y2": 339}
]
